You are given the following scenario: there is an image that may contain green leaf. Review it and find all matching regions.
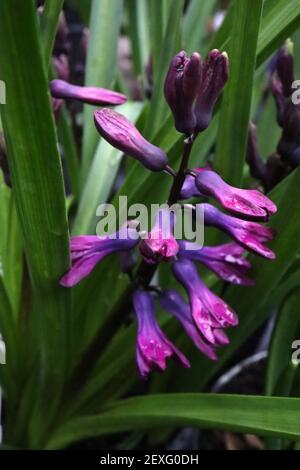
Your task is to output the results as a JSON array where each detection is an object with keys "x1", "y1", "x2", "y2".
[
  {"x1": 81, "y1": 0, "x2": 124, "y2": 184},
  {"x1": 0, "y1": 0, "x2": 70, "y2": 444},
  {"x1": 183, "y1": 0, "x2": 216, "y2": 54},
  {"x1": 47, "y1": 394, "x2": 300, "y2": 449},
  {"x1": 126, "y1": 0, "x2": 150, "y2": 79},
  {"x1": 58, "y1": 106, "x2": 80, "y2": 199},
  {"x1": 214, "y1": 0, "x2": 263, "y2": 185},
  {"x1": 257, "y1": 0, "x2": 300, "y2": 67},
  {"x1": 0, "y1": 174, "x2": 22, "y2": 316},
  {"x1": 266, "y1": 290, "x2": 300, "y2": 396},
  {"x1": 39, "y1": 0, "x2": 64, "y2": 68},
  {"x1": 143, "y1": 0, "x2": 184, "y2": 139}
]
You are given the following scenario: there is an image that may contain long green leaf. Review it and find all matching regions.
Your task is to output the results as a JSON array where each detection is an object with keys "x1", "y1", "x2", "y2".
[
  {"x1": 183, "y1": 0, "x2": 216, "y2": 54},
  {"x1": 39, "y1": 0, "x2": 64, "y2": 68},
  {"x1": 214, "y1": 0, "x2": 263, "y2": 185},
  {"x1": 0, "y1": 0, "x2": 70, "y2": 445},
  {"x1": 47, "y1": 393, "x2": 300, "y2": 449},
  {"x1": 143, "y1": 0, "x2": 184, "y2": 139},
  {"x1": 266, "y1": 290, "x2": 300, "y2": 396},
  {"x1": 81, "y1": 0, "x2": 124, "y2": 184}
]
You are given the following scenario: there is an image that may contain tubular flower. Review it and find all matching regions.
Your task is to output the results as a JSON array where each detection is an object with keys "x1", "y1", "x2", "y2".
[
  {"x1": 160, "y1": 289, "x2": 218, "y2": 360},
  {"x1": 194, "y1": 168, "x2": 277, "y2": 220},
  {"x1": 180, "y1": 168, "x2": 204, "y2": 199},
  {"x1": 60, "y1": 226, "x2": 139, "y2": 287},
  {"x1": 133, "y1": 290, "x2": 190, "y2": 377},
  {"x1": 140, "y1": 208, "x2": 179, "y2": 264},
  {"x1": 164, "y1": 51, "x2": 202, "y2": 135},
  {"x1": 178, "y1": 241, "x2": 254, "y2": 286},
  {"x1": 203, "y1": 203, "x2": 276, "y2": 259},
  {"x1": 172, "y1": 259, "x2": 238, "y2": 345},
  {"x1": 94, "y1": 108, "x2": 168, "y2": 171},
  {"x1": 50, "y1": 79, "x2": 127, "y2": 106}
]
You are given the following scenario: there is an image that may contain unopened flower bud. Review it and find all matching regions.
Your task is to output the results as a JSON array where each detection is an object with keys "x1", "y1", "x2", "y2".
[
  {"x1": 195, "y1": 49, "x2": 229, "y2": 132},
  {"x1": 94, "y1": 108, "x2": 168, "y2": 171},
  {"x1": 164, "y1": 51, "x2": 202, "y2": 135}
]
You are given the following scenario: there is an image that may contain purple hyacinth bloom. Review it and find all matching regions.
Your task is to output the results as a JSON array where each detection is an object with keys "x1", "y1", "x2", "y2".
[
  {"x1": 194, "y1": 168, "x2": 277, "y2": 220},
  {"x1": 140, "y1": 208, "x2": 179, "y2": 264},
  {"x1": 203, "y1": 203, "x2": 276, "y2": 259},
  {"x1": 133, "y1": 290, "x2": 190, "y2": 377},
  {"x1": 50, "y1": 79, "x2": 127, "y2": 106},
  {"x1": 160, "y1": 289, "x2": 218, "y2": 360},
  {"x1": 178, "y1": 241, "x2": 254, "y2": 286},
  {"x1": 164, "y1": 51, "x2": 202, "y2": 135},
  {"x1": 180, "y1": 168, "x2": 204, "y2": 199},
  {"x1": 60, "y1": 226, "x2": 139, "y2": 287},
  {"x1": 195, "y1": 49, "x2": 229, "y2": 132},
  {"x1": 172, "y1": 259, "x2": 238, "y2": 344},
  {"x1": 94, "y1": 109, "x2": 168, "y2": 171}
]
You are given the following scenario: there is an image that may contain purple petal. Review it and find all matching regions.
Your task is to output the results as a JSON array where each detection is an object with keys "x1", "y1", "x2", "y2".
[
  {"x1": 164, "y1": 51, "x2": 202, "y2": 134},
  {"x1": 203, "y1": 203, "x2": 276, "y2": 260},
  {"x1": 94, "y1": 108, "x2": 168, "y2": 171},
  {"x1": 50, "y1": 79, "x2": 127, "y2": 105},
  {"x1": 195, "y1": 49, "x2": 229, "y2": 132},
  {"x1": 133, "y1": 290, "x2": 190, "y2": 377},
  {"x1": 195, "y1": 168, "x2": 277, "y2": 220}
]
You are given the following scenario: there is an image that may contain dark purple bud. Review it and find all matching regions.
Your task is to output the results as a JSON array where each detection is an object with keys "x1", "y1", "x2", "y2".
[
  {"x1": 133, "y1": 290, "x2": 190, "y2": 377},
  {"x1": 164, "y1": 50, "x2": 202, "y2": 135},
  {"x1": 246, "y1": 123, "x2": 268, "y2": 186},
  {"x1": 276, "y1": 41, "x2": 294, "y2": 98},
  {"x1": 194, "y1": 168, "x2": 276, "y2": 220},
  {"x1": 140, "y1": 209, "x2": 179, "y2": 264},
  {"x1": 50, "y1": 80, "x2": 127, "y2": 106},
  {"x1": 195, "y1": 49, "x2": 229, "y2": 132},
  {"x1": 94, "y1": 108, "x2": 168, "y2": 171},
  {"x1": 270, "y1": 77, "x2": 285, "y2": 127}
]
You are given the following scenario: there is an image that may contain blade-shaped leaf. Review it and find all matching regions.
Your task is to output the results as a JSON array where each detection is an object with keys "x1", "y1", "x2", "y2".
[
  {"x1": 214, "y1": 0, "x2": 263, "y2": 185},
  {"x1": 81, "y1": 0, "x2": 124, "y2": 184},
  {"x1": 47, "y1": 393, "x2": 300, "y2": 449},
  {"x1": 0, "y1": 0, "x2": 71, "y2": 443}
]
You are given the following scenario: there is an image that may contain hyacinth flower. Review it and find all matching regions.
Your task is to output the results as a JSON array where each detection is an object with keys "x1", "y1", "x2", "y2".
[
  {"x1": 60, "y1": 226, "x2": 139, "y2": 287},
  {"x1": 178, "y1": 241, "x2": 254, "y2": 286},
  {"x1": 160, "y1": 289, "x2": 218, "y2": 360},
  {"x1": 133, "y1": 290, "x2": 190, "y2": 377},
  {"x1": 193, "y1": 168, "x2": 277, "y2": 220},
  {"x1": 164, "y1": 48, "x2": 229, "y2": 135},
  {"x1": 50, "y1": 79, "x2": 127, "y2": 106},
  {"x1": 164, "y1": 51, "x2": 202, "y2": 135},
  {"x1": 172, "y1": 259, "x2": 238, "y2": 345},
  {"x1": 94, "y1": 108, "x2": 168, "y2": 171},
  {"x1": 139, "y1": 208, "x2": 179, "y2": 264},
  {"x1": 194, "y1": 49, "x2": 229, "y2": 132},
  {"x1": 180, "y1": 168, "x2": 204, "y2": 199},
  {"x1": 203, "y1": 203, "x2": 275, "y2": 259}
]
